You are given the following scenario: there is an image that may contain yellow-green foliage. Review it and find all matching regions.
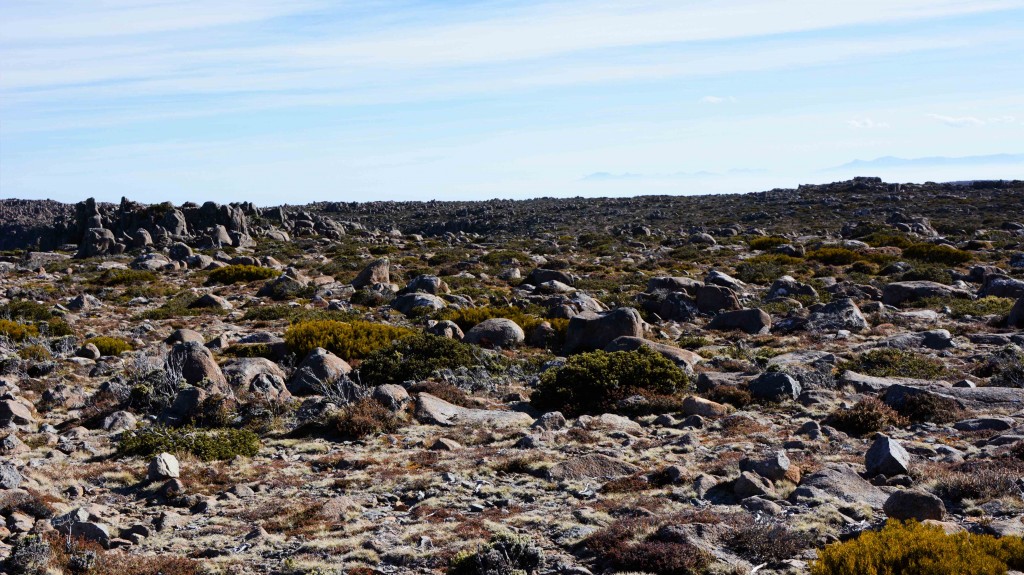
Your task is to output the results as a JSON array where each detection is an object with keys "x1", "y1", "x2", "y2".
[
  {"x1": 91, "y1": 268, "x2": 159, "y2": 286},
  {"x1": 284, "y1": 320, "x2": 414, "y2": 361},
  {"x1": 438, "y1": 306, "x2": 567, "y2": 338},
  {"x1": 838, "y1": 348, "x2": 948, "y2": 379},
  {"x1": 207, "y1": 265, "x2": 279, "y2": 285},
  {"x1": 863, "y1": 231, "x2": 915, "y2": 249},
  {"x1": 903, "y1": 243, "x2": 973, "y2": 265},
  {"x1": 811, "y1": 520, "x2": 1024, "y2": 575},
  {"x1": 0, "y1": 319, "x2": 38, "y2": 342},
  {"x1": 748, "y1": 236, "x2": 789, "y2": 250},
  {"x1": 18, "y1": 344, "x2": 52, "y2": 361},
  {"x1": 915, "y1": 296, "x2": 1015, "y2": 318},
  {"x1": 807, "y1": 247, "x2": 866, "y2": 265},
  {"x1": 85, "y1": 336, "x2": 133, "y2": 356},
  {"x1": 119, "y1": 426, "x2": 261, "y2": 461}
]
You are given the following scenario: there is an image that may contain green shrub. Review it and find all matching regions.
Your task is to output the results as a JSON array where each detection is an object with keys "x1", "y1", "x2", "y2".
[
  {"x1": 0, "y1": 319, "x2": 38, "y2": 342},
  {"x1": 358, "y1": 333, "x2": 477, "y2": 385},
  {"x1": 137, "y1": 292, "x2": 230, "y2": 320},
  {"x1": 903, "y1": 243, "x2": 973, "y2": 266},
  {"x1": 899, "y1": 263, "x2": 954, "y2": 284},
  {"x1": 119, "y1": 426, "x2": 261, "y2": 461},
  {"x1": 807, "y1": 247, "x2": 865, "y2": 266},
  {"x1": 332, "y1": 398, "x2": 402, "y2": 439},
  {"x1": 913, "y1": 296, "x2": 1014, "y2": 318},
  {"x1": 895, "y1": 393, "x2": 964, "y2": 424},
  {"x1": 748, "y1": 236, "x2": 789, "y2": 251},
  {"x1": 811, "y1": 520, "x2": 1024, "y2": 575},
  {"x1": 241, "y1": 304, "x2": 359, "y2": 324},
  {"x1": 863, "y1": 231, "x2": 915, "y2": 249},
  {"x1": 18, "y1": 344, "x2": 52, "y2": 362},
  {"x1": 734, "y1": 254, "x2": 804, "y2": 284},
  {"x1": 91, "y1": 268, "x2": 158, "y2": 286},
  {"x1": 531, "y1": 347, "x2": 689, "y2": 417},
  {"x1": 284, "y1": 320, "x2": 414, "y2": 361},
  {"x1": 449, "y1": 533, "x2": 543, "y2": 575},
  {"x1": 825, "y1": 398, "x2": 907, "y2": 436},
  {"x1": 705, "y1": 385, "x2": 752, "y2": 408},
  {"x1": 0, "y1": 300, "x2": 55, "y2": 322},
  {"x1": 438, "y1": 306, "x2": 542, "y2": 332},
  {"x1": 839, "y1": 348, "x2": 948, "y2": 379},
  {"x1": 85, "y1": 336, "x2": 133, "y2": 356},
  {"x1": 206, "y1": 265, "x2": 279, "y2": 285}
]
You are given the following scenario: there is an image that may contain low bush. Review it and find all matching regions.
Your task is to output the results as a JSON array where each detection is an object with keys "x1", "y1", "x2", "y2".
[
  {"x1": 18, "y1": 344, "x2": 52, "y2": 362},
  {"x1": 407, "y1": 380, "x2": 474, "y2": 407},
  {"x1": 862, "y1": 231, "x2": 915, "y2": 249},
  {"x1": 734, "y1": 254, "x2": 804, "y2": 284},
  {"x1": 584, "y1": 516, "x2": 712, "y2": 575},
  {"x1": 903, "y1": 243, "x2": 974, "y2": 265},
  {"x1": 914, "y1": 296, "x2": 1015, "y2": 318},
  {"x1": 206, "y1": 264, "x2": 279, "y2": 285},
  {"x1": 932, "y1": 459, "x2": 1024, "y2": 503},
  {"x1": 449, "y1": 533, "x2": 543, "y2": 575},
  {"x1": 895, "y1": 392, "x2": 964, "y2": 424},
  {"x1": 825, "y1": 398, "x2": 908, "y2": 436},
  {"x1": 359, "y1": 333, "x2": 478, "y2": 386},
  {"x1": 437, "y1": 305, "x2": 559, "y2": 338},
  {"x1": 704, "y1": 384, "x2": 752, "y2": 408},
  {"x1": 838, "y1": 348, "x2": 948, "y2": 379},
  {"x1": 748, "y1": 236, "x2": 789, "y2": 251},
  {"x1": 332, "y1": 398, "x2": 402, "y2": 440},
  {"x1": 727, "y1": 522, "x2": 813, "y2": 564},
  {"x1": 119, "y1": 426, "x2": 261, "y2": 461},
  {"x1": 85, "y1": 336, "x2": 133, "y2": 356},
  {"x1": 975, "y1": 346, "x2": 1024, "y2": 388},
  {"x1": 284, "y1": 320, "x2": 414, "y2": 361},
  {"x1": 137, "y1": 292, "x2": 230, "y2": 320},
  {"x1": 807, "y1": 247, "x2": 865, "y2": 266},
  {"x1": 898, "y1": 263, "x2": 954, "y2": 284},
  {"x1": 90, "y1": 268, "x2": 158, "y2": 286},
  {"x1": 811, "y1": 519, "x2": 1024, "y2": 575},
  {"x1": 531, "y1": 346, "x2": 689, "y2": 417},
  {"x1": 0, "y1": 319, "x2": 38, "y2": 342}
]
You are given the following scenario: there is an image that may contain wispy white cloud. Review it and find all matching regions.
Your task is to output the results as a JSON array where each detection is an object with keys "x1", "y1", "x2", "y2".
[
  {"x1": 847, "y1": 117, "x2": 890, "y2": 129},
  {"x1": 927, "y1": 114, "x2": 1017, "y2": 127}
]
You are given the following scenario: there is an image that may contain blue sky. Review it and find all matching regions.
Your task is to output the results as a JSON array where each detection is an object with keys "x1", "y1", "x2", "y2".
[{"x1": 1, "y1": 0, "x2": 1022, "y2": 204}]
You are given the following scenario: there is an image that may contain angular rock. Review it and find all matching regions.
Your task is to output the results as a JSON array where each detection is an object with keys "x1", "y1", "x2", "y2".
[
  {"x1": 288, "y1": 348, "x2": 353, "y2": 396},
  {"x1": 749, "y1": 372, "x2": 802, "y2": 401},
  {"x1": 707, "y1": 308, "x2": 771, "y2": 335},
  {"x1": 807, "y1": 298, "x2": 868, "y2": 333},
  {"x1": 414, "y1": 393, "x2": 533, "y2": 428},
  {"x1": 351, "y1": 258, "x2": 390, "y2": 289},
  {"x1": 148, "y1": 453, "x2": 180, "y2": 481},
  {"x1": 865, "y1": 434, "x2": 911, "y2": 477},
  {"x1": 882, "y1": 281, "x2": 971, "y2": 306},
  {"x1": 165, "y1": 342, "x2": 228, "y2": 391},
  {"x1": 563, "y1": 307, "x2": 646, "y2": 354}
]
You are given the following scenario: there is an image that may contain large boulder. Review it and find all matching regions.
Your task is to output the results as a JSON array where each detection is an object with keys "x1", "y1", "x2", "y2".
[
  {"x1": 882, "y1": 281, "x2": 971, "y2": 306},
  {"x1": 147, "y1": 453, "x2": 180, "y2": 481},
  {"x1": 646, "y1": 276, "x2": 703, "y2": 297},
  {"x1": 77, "y1": 228, "x2": 117, "y2": 258},
  {"x1": 696, "y1": 285, "x2": 741, "y2": 313},
  {"x1": 884, "y1": 489, "x2": 945, "y2": 521},
  {"x1": 707, "y1": 308, "x2": 771, "y2": 335},
  {"x1": 288, "y1": 348, "x2": 353, "y2": 396},
  {"x1": 426, "y1": 320, "x2": 464, "y2": 340},
  {"x1": 0, "y1": 399, "x2": 36, "y2": 426},
  {"x1": 165, "y1": 342, "x2": 229, "y2": 392},
  {"x1": 524, "y1": 268, "x2": 576, "y2": 287},
  {"x1": 1008, "y1": 297, "x2": 1024, "y2": 328},
  {"x1": 351, "y1": 258, "x2": 390, "y2": 289},
  {"x1": 401, "y1": 275, "x2": 450, "y2": 295},
  {"x1": 391, "y1": 292, "x2": 447, "y2": 316},
  {"x1": 563, "y1": 307, "x2": 647, "y2": 354},
  {"x1": 414, "y1": 393, "x2": 533, "y2": 428},
  {"x1": 463, "y1": 318, "x2": 525, "y2": 348},
  {"x1": 749, "y1": 372, "x2": 802, "y2": 401},
  {"x1": 865, "y1": 434, "x2": 911, "y2": 477},
  {"x1": 767, "y1": 276, "x2": 818, "y2": 300},
  {"x1": 981, "y1": 276, "x2": 1024, "y2": 299},
  {"x1": 807, "y1": 298, "x2": 868, "y2": 333},
  {"x1": 791, "y1": 463, "x2": 888, "y2": 508}
]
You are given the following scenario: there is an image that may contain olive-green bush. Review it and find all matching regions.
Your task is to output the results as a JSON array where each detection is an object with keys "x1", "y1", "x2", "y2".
[
  {"x1": 85, "y1": 336, "x2": 133, "y2": 356},
  {"x1": 358, "y1": 333, "x2": 477, "y2": 385},
  {"x1": 0, "y1": 320, "x2": 38, "y2": 342},
  {"x1": 903, "y1": 243, "x2": 973, "y2": 265},
  {"x1": 838, "y1": 348, "x2": 948, "y2": 379},
  {"x1": 531, "y1": 346, "x2": 689, "y2": 417},
  {"x1": 119, "y1": 426, "x2": 260, "y2": 461},
  {"x1": 284, "y1": 319, "x2": 414, "y2": 361},
  {"x1": 811, "y1": 520, "x2": 1024, "y2": 575},
  {"x1": 206, "y1": 265, "x2": 279, "y2": 285}
]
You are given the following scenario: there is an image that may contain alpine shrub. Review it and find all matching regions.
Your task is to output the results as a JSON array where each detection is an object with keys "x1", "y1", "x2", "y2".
[
  {"x1": 118, "y1": 426, "x2": 261, "y2": 461},
  {"x1": 207, "y1": 265, "x2": 279, "y2": 285},
  {"x1": 903, "y1": 243, "x2": 973, "y2": 265},
  {"x1": 811, "y1": 520, "x2": 1024, "y2": 575},
  {"x1": 85, "y1": 336, "x2": 133, "y2": 356},
  {"x1": 284, "y1": 320, "x2": 414, "y2": 361},
  {"x1": 531, "y1": 346, "x2": 689, "y2": 417},
  {"x1": 358, "y1": 333, "x2": 477, "y2": 385}
]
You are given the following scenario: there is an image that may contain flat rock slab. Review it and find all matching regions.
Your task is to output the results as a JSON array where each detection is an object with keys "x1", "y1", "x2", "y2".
[
  {"x1": 794, "y1": 463, "x2": 888, "y2": 508},
  {"x1": 414, "y1": 393, "x2": 533, "y2": 428},
  {"x1": 841, "y1": 371, "x2": 949, "y2": 393},
  {"x1": 547, "y1": 453, "x2": 640, "y2": 481},
  {"x1": 883, "y1": 383, "x2": 1024, "y2": 412}
]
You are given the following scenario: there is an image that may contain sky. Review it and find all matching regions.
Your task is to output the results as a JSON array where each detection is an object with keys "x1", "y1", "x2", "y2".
[{"x1": 1, "y1": 0, "x2": 1023, "y2": 205}]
